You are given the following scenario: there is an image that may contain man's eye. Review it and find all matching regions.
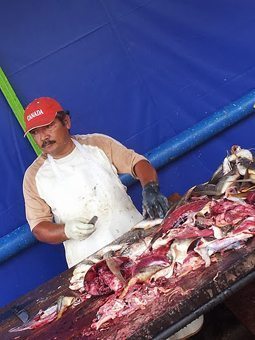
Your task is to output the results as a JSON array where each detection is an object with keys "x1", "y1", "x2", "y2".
[{"x1": 47, "y1": 122, "x2": 55, "y2": 129}]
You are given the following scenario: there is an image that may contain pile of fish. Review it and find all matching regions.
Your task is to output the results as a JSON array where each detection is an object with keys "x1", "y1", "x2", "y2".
[{"x1": 9, "y1": 145, "x2": 255, "y2": 334}]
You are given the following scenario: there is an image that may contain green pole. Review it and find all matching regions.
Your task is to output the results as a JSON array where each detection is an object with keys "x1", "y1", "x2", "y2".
[{"x1": 0, "y1": 67, "x2": 41, "y2": 156}]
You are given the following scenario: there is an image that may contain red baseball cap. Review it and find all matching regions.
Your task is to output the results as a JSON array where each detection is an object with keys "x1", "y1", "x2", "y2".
[{"x1": 24, "y1": 97, "x2": 64, "y2": 136}]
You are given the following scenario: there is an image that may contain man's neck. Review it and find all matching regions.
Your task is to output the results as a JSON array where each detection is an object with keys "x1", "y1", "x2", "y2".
[{"x1": 51, "y1": 138, "x2": 75, "y2": 159}]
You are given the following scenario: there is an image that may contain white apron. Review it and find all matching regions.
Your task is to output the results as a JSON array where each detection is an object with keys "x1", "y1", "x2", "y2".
[{"x1": 44, "y1": 139, "x2": 142, "y2": 267}]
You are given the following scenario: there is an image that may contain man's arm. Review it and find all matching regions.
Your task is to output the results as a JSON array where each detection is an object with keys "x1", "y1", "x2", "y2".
[
  {"x1": 32, "y1": 221, "x2": 67, "y2": 244},
  {"x1": 133, "y1": 159, "x2": 158, "y2": 187},
  {"x1": 134, "y1": 160, "x2": 169, "y2": 219},
  {"x1": 24, "y1": 157, "x2": 97, "y2": 245},
  {"x1": 33, "y1": 219, "x2": 96, "y2": 244}
]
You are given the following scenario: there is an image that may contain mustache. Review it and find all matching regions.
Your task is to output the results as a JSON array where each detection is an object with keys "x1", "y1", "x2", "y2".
[{"x1": 41, "y1": 140, "x2": 56, "y2": 148}]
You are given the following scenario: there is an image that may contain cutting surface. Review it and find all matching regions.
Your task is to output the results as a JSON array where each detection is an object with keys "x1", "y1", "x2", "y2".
[
  {"x1": 0, "y1": 228, "x2": 255, "y2": 339},
  {"x1": 0, "y1": 233, "x2": 254, "y2": 339}
]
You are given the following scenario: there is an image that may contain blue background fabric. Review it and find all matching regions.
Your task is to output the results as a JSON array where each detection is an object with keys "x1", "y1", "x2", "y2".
[{"x1": 1, "y1": 0, "x2": 255, "y2": 307}]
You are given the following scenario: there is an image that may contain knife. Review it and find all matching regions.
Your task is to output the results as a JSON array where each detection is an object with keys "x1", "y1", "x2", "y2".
[{"x1": 89, "y1": 215, "x2": 98, "y2": 225}]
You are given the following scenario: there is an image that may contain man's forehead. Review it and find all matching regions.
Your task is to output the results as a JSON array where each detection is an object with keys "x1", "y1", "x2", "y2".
[{"x1": 30, "y1": 119, "x2": 58, "y2": 133}]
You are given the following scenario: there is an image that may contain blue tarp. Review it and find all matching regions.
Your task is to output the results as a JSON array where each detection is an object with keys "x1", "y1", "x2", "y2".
[{"x1": 1, "y1": 0, "x2": 255, "y2": 307}]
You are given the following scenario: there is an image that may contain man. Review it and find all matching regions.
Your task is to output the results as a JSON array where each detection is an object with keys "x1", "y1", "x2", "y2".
[{"x1": 23, "y1": 97, "x2": 169, "y2": 268}]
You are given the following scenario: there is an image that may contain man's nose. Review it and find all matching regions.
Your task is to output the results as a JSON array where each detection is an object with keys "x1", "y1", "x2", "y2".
[{"x1": 37, "y1": 126, "x2": 50, "y2": 140}]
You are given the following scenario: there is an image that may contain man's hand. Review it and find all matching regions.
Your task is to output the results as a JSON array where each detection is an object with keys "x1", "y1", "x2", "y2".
[
  {"x1": 142, "y1": 182, "x2": 169, "y2": 219},
  {"x1": 64, "y1": 218, "x2": 96, "y2": 240}
]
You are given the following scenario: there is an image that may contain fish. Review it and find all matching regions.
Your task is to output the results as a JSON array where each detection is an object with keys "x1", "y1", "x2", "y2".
[
  {"x1": 104, "y1": 254, "x2": 126, "y2": 285},
  {"x1": 119, "y1": 235, "x2": 152, "y2": 259},
  {"x1": 147, "y1": 198, "x2": 209, "y2": 251},
  {"x1": 151, "y1": 238, "x2": 196, "y2": 282},
  {"x1": 56, "y1": 296, "x2": 75, "y2": 319},
  {"x1": 194, "y1": 232, "x2": 253, "y2": 267},
  {"x1": 89, "y1": 244, "x2": 124, "y2": 260},
  {"x1": 119, "y1": 255, "x2": 170, "y2": 298},
  {"x1": 69, "y1": 260, "x2": 96, "y2": 291},
  {"x1": 9, "y1": 295, "x2": 77, "y2": 332},
  {"x1": 209, "y1": 164, "x2": 225, "y2": 184},
  {"x1": 162, "y1": 199, "x2": 210, "y2": 231},
  {"x1": 193, "y1": 167, "x2": 240, "y2": 197},
  {"x1": 83, "y1": 257, "x2": 133, "y2": 296},
  {"x1": 83, "y1": 145, "x2": 255, "y2": 330},
  {"x1": 9, "y1": 305, "x2": 58, "y2": 332}
]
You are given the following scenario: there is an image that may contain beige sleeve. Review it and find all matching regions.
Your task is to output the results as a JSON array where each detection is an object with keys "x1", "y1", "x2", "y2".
[
  {"x1": 23, "y1": 160, "x2": 53, "y2": 230},
  {"x1": 76, "y1": 134, "x2": 148, "y2": 177}
]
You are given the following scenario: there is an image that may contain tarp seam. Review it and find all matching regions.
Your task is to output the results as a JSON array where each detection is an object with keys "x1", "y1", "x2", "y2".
[{"x1": 8, "y1": 24, "x2": 110, "y2": 77}]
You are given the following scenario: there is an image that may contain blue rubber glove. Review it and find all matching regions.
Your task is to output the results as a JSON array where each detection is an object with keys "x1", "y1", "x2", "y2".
[{"x1": 142, "y1": 182, "x2": 169, "y2": 219}]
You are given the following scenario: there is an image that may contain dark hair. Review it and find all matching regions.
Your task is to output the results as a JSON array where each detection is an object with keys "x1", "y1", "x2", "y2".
[{"x1": 56, "y1": 110, "x2": 70, "y2": 125}]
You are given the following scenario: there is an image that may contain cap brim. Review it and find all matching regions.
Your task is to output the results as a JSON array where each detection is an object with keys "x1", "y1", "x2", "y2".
[{"x1": 24, "y1": 116, "x2": 56, "y2": 137}]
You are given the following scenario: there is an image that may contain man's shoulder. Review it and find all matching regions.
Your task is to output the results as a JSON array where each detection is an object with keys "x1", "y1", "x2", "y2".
[
  {"x1": 73, "y1": 133, "x2": 112, "y2": 148},
  {"x1": 24, "y1": 154, "x2": 47, "y2": 179}
]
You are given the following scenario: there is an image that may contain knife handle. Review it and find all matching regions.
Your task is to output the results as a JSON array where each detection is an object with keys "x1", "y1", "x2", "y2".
[{"x1": 89, "y1": 216, "x2": 98, "y2": 225}]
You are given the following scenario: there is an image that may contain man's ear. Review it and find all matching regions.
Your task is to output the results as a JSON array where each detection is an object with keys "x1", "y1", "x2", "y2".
[{"x1": 64, "y1": 115, "x2": 71, "y2": 129}]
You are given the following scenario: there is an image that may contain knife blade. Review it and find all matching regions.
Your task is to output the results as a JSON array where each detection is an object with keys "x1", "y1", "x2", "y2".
[{"x1": 12, "y1": 306, "x2": 29, "y2": 324}]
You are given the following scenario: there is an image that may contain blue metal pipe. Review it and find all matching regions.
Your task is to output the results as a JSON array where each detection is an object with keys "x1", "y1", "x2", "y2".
[
  {"x1": 1, "y1": 90, "x2": 255, "y2": 264},
  {"x1": 122, "y1": 89, "x2": 255, "y2": 186},
  {"x1": 0, "y1": 224, "x2": 37, "y2": 263}
]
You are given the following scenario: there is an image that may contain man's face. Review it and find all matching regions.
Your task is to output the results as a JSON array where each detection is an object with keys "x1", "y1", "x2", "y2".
[{"x1": 30, "y1": 116, "x2": 72, "y2": 158}]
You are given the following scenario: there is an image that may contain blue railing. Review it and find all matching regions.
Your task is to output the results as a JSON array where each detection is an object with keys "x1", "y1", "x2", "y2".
[{"x1": 1, "y1": 89, "x2": 255, "y2": 263}]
